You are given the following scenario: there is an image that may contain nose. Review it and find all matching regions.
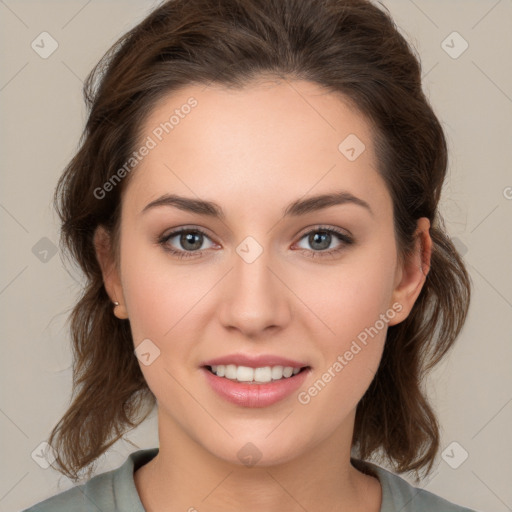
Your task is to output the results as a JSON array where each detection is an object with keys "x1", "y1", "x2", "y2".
[{"x1": 217, "y1": 239, "x2": 292, "y2": 338}]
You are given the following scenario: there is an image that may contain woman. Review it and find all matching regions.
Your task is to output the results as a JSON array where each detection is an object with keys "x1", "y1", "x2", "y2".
[{"x1": 24, "y1": 0, "x2": 478, "y2": 510}]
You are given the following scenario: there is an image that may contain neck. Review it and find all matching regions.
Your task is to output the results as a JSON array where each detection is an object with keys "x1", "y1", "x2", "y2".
[{"x1": 134, "y1": 409, "x2": 382, "y2": 512}]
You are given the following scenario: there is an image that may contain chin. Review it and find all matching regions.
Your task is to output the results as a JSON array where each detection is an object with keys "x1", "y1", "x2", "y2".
[{"x1": 198, "y1": 429, "x2": 312, "y2": 468}]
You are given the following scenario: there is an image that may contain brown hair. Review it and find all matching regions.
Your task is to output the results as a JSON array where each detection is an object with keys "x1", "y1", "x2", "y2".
[{"x1": 48, "y1": 0, "x2": 471, "y2": 483}]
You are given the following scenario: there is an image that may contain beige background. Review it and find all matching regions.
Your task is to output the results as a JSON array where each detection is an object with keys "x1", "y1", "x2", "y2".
[{"x1": 1, "y1": 1, "x2": 511, "y2": 511}]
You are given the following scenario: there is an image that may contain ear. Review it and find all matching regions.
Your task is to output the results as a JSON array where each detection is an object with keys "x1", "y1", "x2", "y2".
[
  {"x1": 387, "y1": 217, "x2": 432, "y2": 326},
  {"x1": 93, "y1": 226, "x2": 128, "y2": 320}
]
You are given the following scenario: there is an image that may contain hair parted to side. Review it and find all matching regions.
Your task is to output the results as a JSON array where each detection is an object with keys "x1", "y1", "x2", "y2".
[{"x1": 49, "y1": 0, "x2": 471, "y2": 483}]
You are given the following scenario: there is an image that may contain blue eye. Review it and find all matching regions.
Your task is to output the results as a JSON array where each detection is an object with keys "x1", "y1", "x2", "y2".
[
  {"x1": 158, "y1": 225, "x2": 353, "y2": 260},
  {"x1": 295, "y1": 226, "x2": 353, "y2": 259},
  {"x1": 158, "y1": 227, "x2": 214, "y2": 259}
]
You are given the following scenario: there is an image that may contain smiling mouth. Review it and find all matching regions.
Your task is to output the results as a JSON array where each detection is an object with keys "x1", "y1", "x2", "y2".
[{"x1": 204, "y1": 364, "x2": 310, "y2": 384}]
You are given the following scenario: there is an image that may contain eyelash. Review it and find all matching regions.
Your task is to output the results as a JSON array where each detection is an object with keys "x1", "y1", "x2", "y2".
[{"x1": 157, "y1": 225, "x2": 354, "y2": 260}]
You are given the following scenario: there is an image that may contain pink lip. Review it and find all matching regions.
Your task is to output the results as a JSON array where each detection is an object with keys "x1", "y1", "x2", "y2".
[
  {"x1": 201, "y1": 366, "x2": 311, "y2": 408},
  {"x1": 200, "y1": 354, "x2": 309, "y2": 368}
]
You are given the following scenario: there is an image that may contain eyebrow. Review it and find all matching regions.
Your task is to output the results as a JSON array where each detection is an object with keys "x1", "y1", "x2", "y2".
[{"x1": 141, "y1": 190, "x2": 373, "y2": 219}]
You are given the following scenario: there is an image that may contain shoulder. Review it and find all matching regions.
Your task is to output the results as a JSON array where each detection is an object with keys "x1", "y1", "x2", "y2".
[
  {"x1": 352, "y1": 458, "x2": 482, "y2": 512},
  {"x1": 20, "y1": 477, "x2": 110, "y2": 512},
  {"x1": 21, "y1": 448, "x2": 159, "y2": 512},
  {"x1": 21, "y1": 485, "x2": 93, "y2": 512},
  {"x1": 20, "y1": 468, "x2": 117, "y2": 512}
]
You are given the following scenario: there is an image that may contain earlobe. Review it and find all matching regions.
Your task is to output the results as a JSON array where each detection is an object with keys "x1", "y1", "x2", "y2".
[
  {"x1": 112, "y1": 300, "x2": 129, "y2": 320},
  {"x1": 93, "y1": 226, "x2": 129, "y2": 320},
  {"x1": 388, "y1": 218, "x2": 432, "y2": 326}
]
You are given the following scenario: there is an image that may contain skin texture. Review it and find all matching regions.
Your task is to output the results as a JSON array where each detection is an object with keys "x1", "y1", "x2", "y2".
[{"x1": 95, "y1": 79, "x2": 431, "y2": 512}]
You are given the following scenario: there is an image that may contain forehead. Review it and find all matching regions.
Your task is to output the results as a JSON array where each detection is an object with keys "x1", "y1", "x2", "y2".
[{"x1": 124, "y1": 79, "x2": 391, "y2": 218}]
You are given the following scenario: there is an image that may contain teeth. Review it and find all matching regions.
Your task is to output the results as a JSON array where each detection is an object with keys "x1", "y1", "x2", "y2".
[{"x1": 209, "y1": 364, "x2": 303, "y2": 383}]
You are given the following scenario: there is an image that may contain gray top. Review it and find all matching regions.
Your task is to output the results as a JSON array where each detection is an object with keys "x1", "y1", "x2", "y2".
[{"x1": 22, "y1": 448, "x2": 480, "y2": 512}]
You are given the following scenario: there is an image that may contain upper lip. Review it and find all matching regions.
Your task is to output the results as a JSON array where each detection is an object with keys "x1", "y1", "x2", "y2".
[{"x1": 201, "y1": 354, "x2": 309, "y2": 369}]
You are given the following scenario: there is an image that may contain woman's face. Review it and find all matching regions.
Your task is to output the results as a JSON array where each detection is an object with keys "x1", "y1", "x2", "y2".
[{"x1": 98, "y1": 79, "x2": 428, "y2": 466}]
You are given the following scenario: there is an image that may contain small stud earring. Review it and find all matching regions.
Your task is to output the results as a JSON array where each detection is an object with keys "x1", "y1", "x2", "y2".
[{"x1": 112, "y1": 300, "x2": 128, "y2": 319}]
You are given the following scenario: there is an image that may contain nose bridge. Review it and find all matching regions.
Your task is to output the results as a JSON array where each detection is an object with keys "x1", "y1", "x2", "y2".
[
  {"x1": 218, "y1": 232, "x2": 290, "y2": 334},
  {"x1": 232, "y1": 233, "x2": 278, "y2": 302}
]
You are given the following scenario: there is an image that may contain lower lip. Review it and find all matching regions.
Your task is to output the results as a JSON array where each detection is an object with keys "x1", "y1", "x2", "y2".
[{"x1": 201, "y1": 367, "x2": 310, "y2": 408}]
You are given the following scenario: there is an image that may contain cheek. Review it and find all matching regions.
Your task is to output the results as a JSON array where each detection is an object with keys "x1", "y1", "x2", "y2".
[
  {"x1": 303, "y1": 241, "x2": 398, "y2": 348},
  {"x1": 123, "y1": 263, "x2": 202, "y2": 342}
]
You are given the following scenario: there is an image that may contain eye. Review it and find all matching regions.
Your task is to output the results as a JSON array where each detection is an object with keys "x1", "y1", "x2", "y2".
[
  {"x1": 158, "y1": 227, "x2": 216, "y2": 259},
  {"x1": 294, "y1": 226, "x2": 354, "y2": 259},
  {"x1": 157, "y1": 225, "x2": 354, "y2": 260}
]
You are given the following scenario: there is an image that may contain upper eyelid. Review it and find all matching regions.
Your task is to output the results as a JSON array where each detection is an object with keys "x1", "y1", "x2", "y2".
[
  {"x1": 160, "y1": 224, "x2": 214, "y2": 239},
  {"x1": 296, "y1": 224, "x2": 352, "y2": 238}
]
